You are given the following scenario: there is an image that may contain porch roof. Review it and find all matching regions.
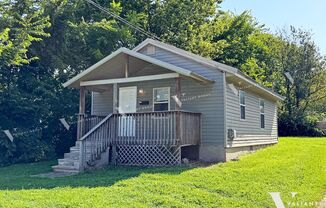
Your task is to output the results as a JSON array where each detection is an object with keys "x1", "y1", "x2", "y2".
[{"x1": 63, "y1": 48, "x2": 214, "y2": 89}]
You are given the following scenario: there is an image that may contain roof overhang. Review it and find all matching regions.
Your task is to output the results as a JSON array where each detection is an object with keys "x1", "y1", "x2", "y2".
[
  {"x1": 63, "y1": 48, "x2": 214, "y2": 88},
  {"x1": 226, "y1": 72, "x2": 285, "y2": 101},
  {"x1": 134, "y1": 38, "x2": 284, "y2": 101},
  {"x1": 80, "y1": 73, "x2": 179, "y2": 86}
]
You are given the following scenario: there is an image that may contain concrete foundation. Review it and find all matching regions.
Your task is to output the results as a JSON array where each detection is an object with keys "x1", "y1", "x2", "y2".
[
  {"x1": 199, "y1": 143, "x2": 226, "y2": 162},
  {"x1": 87, "y1": 147, "x2": 110, "y2": 170},
  {"x1": 225, "y1": 143, "x2": 274, "y2": 161}
]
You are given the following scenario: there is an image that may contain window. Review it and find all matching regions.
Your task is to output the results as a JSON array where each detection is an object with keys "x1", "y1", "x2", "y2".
[
  {"x1": 239, "y1": 90, "x2": 246, "y2": 119},
  {"x1": 153, "y1": 87, "x2": 170, "y2": 111},
  {"x1": 259, "y1": 99, "x2": 265, "y2": 128}
]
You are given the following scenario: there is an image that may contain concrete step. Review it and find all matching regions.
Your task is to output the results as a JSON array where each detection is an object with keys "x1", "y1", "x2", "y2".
[
  {"x1": 58, "y1": 159, "x2": 79, "y2": 167},
  {"x1": 69, "y1": 146, "x2": 95, "y2": 153},
  {"x1": 75, "y1": 140, "x2": 81, "y2": 147},
  {"x1": 52, "y1": 165, "x2": 80, "y2": 173},
  {"x1": 70, "y1": 146, "x2": 79, "y2": 151},
  {"x1": 64, "y1": 152, "x2": 79, "y2": 160}
]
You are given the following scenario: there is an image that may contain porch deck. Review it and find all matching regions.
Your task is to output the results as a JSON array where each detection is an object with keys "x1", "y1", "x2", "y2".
[{"x1": 77, "y1": 111, "x2": 201, "y2": 169}]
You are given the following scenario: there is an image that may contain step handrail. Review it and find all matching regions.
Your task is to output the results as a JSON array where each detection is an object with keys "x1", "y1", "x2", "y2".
[
  {"x1": 79, "y1": 114, "x2": 114, "y2": 171},
  {"x1": 79, "y1": 114, "x2": 113, "y2": 141}
]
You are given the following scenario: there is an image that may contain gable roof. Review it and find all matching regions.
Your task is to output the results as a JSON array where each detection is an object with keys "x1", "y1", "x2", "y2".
[
  {"x1": 133, "y1": 38, "x2": 285, "y2": 101},
  {"x1": 63, "y1": 48, "x2": 214, "y2": 88}
]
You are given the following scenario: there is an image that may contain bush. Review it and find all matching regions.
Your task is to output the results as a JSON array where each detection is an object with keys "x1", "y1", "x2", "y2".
[
  {"x1": 0, "y1": 122, "x2": 77, "y2": 167},
  {"x1": 279, "y1": 114, "x2": 324, "y2": 136}
]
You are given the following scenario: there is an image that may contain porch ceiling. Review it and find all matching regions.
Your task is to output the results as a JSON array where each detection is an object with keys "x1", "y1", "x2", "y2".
[{"x1": 63, "y1": 48, "x2": 214, "y2": 89}]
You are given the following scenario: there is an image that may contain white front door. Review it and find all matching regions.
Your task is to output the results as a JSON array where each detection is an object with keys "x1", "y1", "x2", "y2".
[{"x1": 118, "y1": 86, "x2": 137, "y2": 137}]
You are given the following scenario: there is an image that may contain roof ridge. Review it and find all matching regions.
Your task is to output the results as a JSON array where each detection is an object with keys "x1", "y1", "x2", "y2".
[{"x1": 134, "y1": 38, "x2": 238, "y2": 73}]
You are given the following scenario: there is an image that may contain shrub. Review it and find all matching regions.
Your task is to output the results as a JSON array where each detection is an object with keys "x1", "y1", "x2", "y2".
[
  {"x1": 278, "y1": 114, "x2": 324, "y2": 136},
  {"x1": 0, "y1": 122, "x2": 77, "y2": 167}
]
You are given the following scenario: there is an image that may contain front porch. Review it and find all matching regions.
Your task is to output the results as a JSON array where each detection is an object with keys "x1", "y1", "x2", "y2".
[
  {"x1": 76, "y1": 111, "x2": 201, "y2": 169},
  {"x1": 53, "y1": 49, "x2": 211, "y2": 172},
  {"x1": 72, "y1": 73, "x2": 203, "y2": 170}
]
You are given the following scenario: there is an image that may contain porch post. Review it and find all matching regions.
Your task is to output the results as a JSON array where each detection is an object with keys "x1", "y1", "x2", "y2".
[
  {"x1": 77, "y1": 86, "x2": 86, "y2": 140},
  {"x1": 112, "y1": 83, "x2": 118, "y2": 165},
  {"x1": 175, "y1": 77, "x2": 181, "y2": 110},
  {"x1": 113, "y1": 83, "x2": 118, "y2": 113},
  {"x1": 175, "y1": 77, "x2": 181, "y2": 143}
]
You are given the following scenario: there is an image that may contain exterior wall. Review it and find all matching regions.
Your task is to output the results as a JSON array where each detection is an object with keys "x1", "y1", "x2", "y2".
[
  {"x1": 225, "y1": 82, "x2": 278, "y2": 147},
  {"x1": 139, "y1": 45, "x2": 226, "y2": 162},
  {"x1": 118, "y1": 78, "x2": 177, "y2": 112},
  {"x1": 92, "y1": 90, "x2": 113, "y2": 116},
  {"x1": 91, "y1": 76, "x2": 177, "y2": 115}
]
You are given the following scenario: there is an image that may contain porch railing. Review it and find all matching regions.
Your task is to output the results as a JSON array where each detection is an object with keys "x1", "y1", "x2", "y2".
[
  {"x1": 110, "y1": 111, "x2": 201, "y2": 146},
  {"x1": 77, "y1": 114, "x2": 106, "y2": 139},
  {"x1": 78, "y1": 114, "x2": 115, "y2": 171},
  {"x1": 77, "y1": 111, "x2": 201, "y2": 170}
]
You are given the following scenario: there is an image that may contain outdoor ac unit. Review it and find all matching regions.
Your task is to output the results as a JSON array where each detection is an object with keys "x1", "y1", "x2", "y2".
[{"x1": 227, "y1": 129, "x2": 237, "y2": 140}]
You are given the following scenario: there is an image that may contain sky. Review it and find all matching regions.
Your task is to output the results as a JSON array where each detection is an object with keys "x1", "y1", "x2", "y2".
[{"x1": 220, "y1": 0, "x2": 326, "y2": 54}]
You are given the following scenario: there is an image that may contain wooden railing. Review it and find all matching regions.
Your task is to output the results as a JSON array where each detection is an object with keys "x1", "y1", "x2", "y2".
[
  {"x1": 77, "y1": 111, "x2": 201, "y2": 170},
  {"x1": 179, "y1": 111, "x2": 201, "y2": 145},
  {"x1": 110, "y1": 111, "x2": 201, "y2": 146},
  {"x1": 78, "y1": 114, "x2": 115, "y2": 171},
  {"x1": 77, "y1": 114, "x2": 106, "y2": 139}
]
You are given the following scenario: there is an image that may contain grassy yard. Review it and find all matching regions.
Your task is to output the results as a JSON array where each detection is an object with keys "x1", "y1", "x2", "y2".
[{"x1": 0, "y1": 137, "x2": 325, "y2": 207}]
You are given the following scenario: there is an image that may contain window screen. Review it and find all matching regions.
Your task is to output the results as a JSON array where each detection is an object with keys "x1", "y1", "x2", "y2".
[
  {"x1": 153, "y1": 88, "x2": 169, "y2": 111},
  {"x1": 260, "y1": 99, "x2": 265, "y2": 128},
  {"x1": 239, "y1": 90, "x2": 246, "y2": 119}
]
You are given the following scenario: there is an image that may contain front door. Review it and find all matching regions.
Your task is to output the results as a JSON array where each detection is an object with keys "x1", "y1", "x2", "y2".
[{"x1": 118, "y1": 86, "x2": 137, "y2": 137}]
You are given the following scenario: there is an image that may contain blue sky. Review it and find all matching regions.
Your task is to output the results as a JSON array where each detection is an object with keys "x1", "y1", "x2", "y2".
[{"x1": 220, "y1": 0, "x2": 326, "y2": 54}]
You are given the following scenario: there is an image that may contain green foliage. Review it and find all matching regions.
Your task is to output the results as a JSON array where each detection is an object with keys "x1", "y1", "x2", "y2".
[
  {"x1": 277, "y1": 27, "x2": 326, "y2": 136},
  {"x1": 279, "y1": 114, "x2": 324, "y2": 136},
  {"x1": 186, "y1": 11, "x2": 283, "y2": 87},
  {"x1": 36, "y1": 0, "x2": 136, "y2": 73},
  {"x1": 0, "y1": 138, "x2": 325, "y2": 207},
  {"x1": 0, "y1": 0, "x2": 50, "y2": 66},
  {"x1": 0, "y1": 63, "x2": 79, "y2": 165}
]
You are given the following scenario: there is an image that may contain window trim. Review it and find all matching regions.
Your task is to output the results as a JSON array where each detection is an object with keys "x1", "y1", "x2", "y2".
[
  {"x1": 153, "y1": 87, "x2": 170, "y2": 111},
  {"x1": 259, "y1": 98, "x2": 265, "y2": 129},
  {"x1": 239, "y1": 90, "x2": 246, "y2": 120}
]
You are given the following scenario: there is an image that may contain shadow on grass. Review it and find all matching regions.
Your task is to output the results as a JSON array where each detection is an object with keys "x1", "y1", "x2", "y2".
[{"x1": 0, "y1": 160, "x2": 193, "y2": 190}]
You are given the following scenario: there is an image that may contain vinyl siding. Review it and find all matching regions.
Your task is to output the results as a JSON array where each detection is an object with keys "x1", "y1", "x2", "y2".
[
  {"x1": 225, "y1": 82, "x2": 278, "y2": 147},
  {"x1": 139, "y1": 45, "x2": 226, "y2": 145},
  {"x1": 92, "y1": 90, "x2": 113, "y2": 116},
  {"x1": 118, "y1": 79, "x2": 177, "y2": 112}
]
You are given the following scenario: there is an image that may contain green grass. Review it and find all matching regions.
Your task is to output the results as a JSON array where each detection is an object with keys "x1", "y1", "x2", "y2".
[{"x1": 0, "y1": 137, "x2": 325, "y2": 207}]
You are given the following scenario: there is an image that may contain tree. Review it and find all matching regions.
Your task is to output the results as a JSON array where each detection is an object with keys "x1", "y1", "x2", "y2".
[
  {"x1": 277, "y1": 27, "x2": 326, "y2": 135},
  {"x1": 32, "y1": 0, "x2": 136, "y2": 75},
  {"x1": 186, "y1": 11, "x2": 283, "y2": 87},
  {"x1": 0, "y1": 0, "x2": 53, "y2": 165},
  {"x1": 0, "y1": 0, "x2": 50, "y2": 66}
]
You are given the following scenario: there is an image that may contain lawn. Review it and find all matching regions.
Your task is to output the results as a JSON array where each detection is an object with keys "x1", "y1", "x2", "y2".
[{"x1": 0, "y1": 137, "x2": 325, "y2": 207}]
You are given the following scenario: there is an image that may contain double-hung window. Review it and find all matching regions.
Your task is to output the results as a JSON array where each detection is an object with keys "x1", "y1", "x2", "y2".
[
  {"x1": 153, "y1": 87, "x2": 170, "y2": 111},
  {"x1": 259, "y1": 99, "x2": 265, "y2": 128},
  {"x1": 239, "y1": 90, "x2": 246, "y2": 119}
]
